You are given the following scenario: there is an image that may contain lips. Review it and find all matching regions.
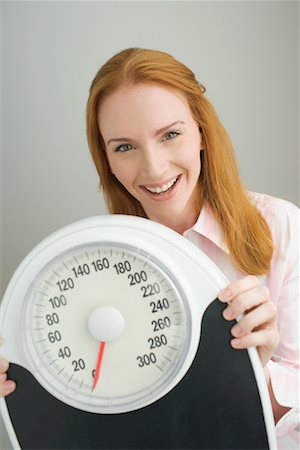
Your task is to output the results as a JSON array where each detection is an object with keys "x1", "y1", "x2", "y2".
[{"x1": 142, "y1": 176, "x2": 179, "y2": 195}]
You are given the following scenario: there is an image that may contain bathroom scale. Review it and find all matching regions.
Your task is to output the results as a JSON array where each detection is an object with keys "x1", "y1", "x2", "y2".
[{"x1": 0, "y1": 215, "x2": 277, "y2": 449}]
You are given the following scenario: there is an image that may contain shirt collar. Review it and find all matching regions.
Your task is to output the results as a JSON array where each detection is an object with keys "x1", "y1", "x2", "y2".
[{"x1": 183, "y1": 203, "x2": 229, "y2": 254}]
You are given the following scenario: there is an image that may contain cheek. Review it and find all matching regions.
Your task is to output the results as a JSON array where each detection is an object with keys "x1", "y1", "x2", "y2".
[
  {"x1": 108, "y1": 158, "x2": 135, "y2": 190},
  {"x1": 182, "y1": 131, "x2": 202, "y2": 168},
  {"x1": 105, "y1": 152, "x2": 115, "y2": 176},
  {"x1": 106, "y1": 153, "x2": 123, "y2": 179},
  {"x1": 185, "y1": 151, "x2": 202, "y2": 185},
  {"x1": 182, "y1": 144, "x2": 202, "y2": 173}
]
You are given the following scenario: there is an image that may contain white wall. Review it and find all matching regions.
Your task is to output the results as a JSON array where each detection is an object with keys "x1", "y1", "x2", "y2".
[{"x1": 0, "y1": 1, "x2": 299, "y2": 448}]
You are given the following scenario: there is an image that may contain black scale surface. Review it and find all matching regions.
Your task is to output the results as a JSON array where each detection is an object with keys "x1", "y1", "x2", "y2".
[{"x1": 5, "y1": 299, "x2": 271, "y2": 449}]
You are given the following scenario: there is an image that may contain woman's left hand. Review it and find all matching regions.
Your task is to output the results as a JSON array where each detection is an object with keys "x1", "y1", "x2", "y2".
[{"x1": 218, "y1": 275, "x2": 279, "y2": 367}]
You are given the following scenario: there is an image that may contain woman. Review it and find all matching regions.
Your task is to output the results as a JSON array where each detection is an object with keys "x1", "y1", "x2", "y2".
[{"x1": 1, "y1": 48, "x2": 299, "y2": 445}]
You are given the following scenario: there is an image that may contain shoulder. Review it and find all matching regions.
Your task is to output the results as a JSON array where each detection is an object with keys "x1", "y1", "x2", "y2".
[
  {"x1": 249, "y1": 191, "x2": 299, "y2": 220},
  {"x1": 249, "y1": 192, "x2": 299, "y2": 251}
]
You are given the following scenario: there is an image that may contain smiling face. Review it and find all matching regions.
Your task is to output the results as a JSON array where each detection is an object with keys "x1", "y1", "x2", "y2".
[{"x1": 98, "y1": 83, "x2": 202, "y2": 233}]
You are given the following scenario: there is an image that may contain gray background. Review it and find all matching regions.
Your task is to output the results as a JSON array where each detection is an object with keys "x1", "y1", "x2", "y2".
[{"x1": 0, "y1": 1, "x2": 299, "y2": 449}]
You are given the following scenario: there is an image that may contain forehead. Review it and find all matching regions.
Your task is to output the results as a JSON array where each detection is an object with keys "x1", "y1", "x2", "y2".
[{"x1": 98, "y1": 83, "x2": 192, "y2": 137}]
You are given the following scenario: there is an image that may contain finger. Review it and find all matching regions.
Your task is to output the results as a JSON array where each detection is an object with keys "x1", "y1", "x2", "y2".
[
  {"x1": 0, "y1": 373, "x2": 7, "y2": 383},
  {"x1": 0, "y1": 380, "x2": 16, "y2": 397},
  {"x1": 222, "y1": 284, "x2": 270, "y2": 320},
  {"x1": 231, "y1": 302, "x2": 277, "y2": 337},
  {"x1": 0, "y1": 359, "x2": 9, "y2": 374},
  {"x1": 231, "y1": 329, "x2": 280, "y2": 351},
  {"x1": 219, "y1": 275, "x2": 260, "y2": 302}
]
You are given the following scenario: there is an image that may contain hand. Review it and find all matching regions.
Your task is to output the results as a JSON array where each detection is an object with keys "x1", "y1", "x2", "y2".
[
  {"x1": 218, "y1": 276, "x2": 279, "y2": 367},
  {"x1": 0, "y1": 338, "x2": 16, "y2": 397}
]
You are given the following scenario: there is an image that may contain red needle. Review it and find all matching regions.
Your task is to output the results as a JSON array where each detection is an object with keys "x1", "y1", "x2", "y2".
[{"x1": 92, "y1": 341, "x2": 106, "y2": 391}]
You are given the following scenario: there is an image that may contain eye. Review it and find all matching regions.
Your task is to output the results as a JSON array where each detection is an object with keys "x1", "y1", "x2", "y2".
[
  {"x1": 162, "y1": 130, "x2": 182, "y2": 141},
  {"x1": 114, "y1": 143, "x2": 135, "y2": 153}
]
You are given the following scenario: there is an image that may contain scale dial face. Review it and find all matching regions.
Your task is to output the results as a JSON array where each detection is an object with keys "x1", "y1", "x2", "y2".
[{"x1": 23, "y1": 243, "x2": 191, "y2": 414}]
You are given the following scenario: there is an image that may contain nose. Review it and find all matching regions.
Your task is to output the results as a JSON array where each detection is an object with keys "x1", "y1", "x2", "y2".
[{"x1": 139, "y1": 146, "x2": 169, "y2": 180}]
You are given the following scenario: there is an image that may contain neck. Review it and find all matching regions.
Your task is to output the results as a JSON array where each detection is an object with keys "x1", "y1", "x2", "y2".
[{"x1": 147, "y1": 207, "x2": 200, "y2": 235}]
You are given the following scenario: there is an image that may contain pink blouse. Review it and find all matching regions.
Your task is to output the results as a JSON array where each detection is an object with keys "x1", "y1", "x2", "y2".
[{"x1": 183, "y1": 192, "x2": 299, "y2": 447}]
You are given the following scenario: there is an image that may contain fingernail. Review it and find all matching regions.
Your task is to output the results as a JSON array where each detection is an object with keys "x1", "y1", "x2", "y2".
[
  {"x1": 219, "y1": 288, "x2": 232, "y2": 301},
  {"x1": 231, "y1": 338, "x2": 242, "y2": 348},
  {"x1": 223, "y1": 306, "x2": 234, "y2": 320},
  {"x1": 231, "y1": 324, "x2": 242, "y2": 337}
]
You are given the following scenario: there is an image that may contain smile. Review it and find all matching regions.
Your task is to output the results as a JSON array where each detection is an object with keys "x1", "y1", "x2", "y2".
[{"x1": 144, "y1": 176, "x2": 179, "y2": 194}]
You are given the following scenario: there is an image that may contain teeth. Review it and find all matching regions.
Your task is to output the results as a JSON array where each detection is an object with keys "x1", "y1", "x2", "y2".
[{"x1": 145, "y1": 177, "x2": 178, "y2": 194}]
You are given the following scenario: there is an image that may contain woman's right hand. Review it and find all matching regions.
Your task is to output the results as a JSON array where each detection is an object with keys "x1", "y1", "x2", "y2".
[{"x1": 0, "y1": 339, "x2": 16, "y2": 397}]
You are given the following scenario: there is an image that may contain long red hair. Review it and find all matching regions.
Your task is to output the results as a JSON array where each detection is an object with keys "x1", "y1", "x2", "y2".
[{"x1": 86, "y1": 48, "x2": 273, "y2": 275}]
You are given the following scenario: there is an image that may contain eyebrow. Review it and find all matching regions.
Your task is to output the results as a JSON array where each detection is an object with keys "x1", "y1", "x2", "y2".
[{"x1": 106, "y1": 121, "x2": 185, "y2": 146}]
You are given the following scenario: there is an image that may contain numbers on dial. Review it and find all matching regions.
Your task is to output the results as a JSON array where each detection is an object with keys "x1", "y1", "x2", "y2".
[
  {"x1": 136, "y1": 352, "x2": 157, "y2": 367},
  {"x1": 29, "y1": 245, "x2": 186, "y2": 403}
]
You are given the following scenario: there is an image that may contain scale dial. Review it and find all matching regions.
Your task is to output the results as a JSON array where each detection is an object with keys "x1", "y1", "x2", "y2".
[{"x1": 24, "y1": 244, "x2": 190, "y2": 413}]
